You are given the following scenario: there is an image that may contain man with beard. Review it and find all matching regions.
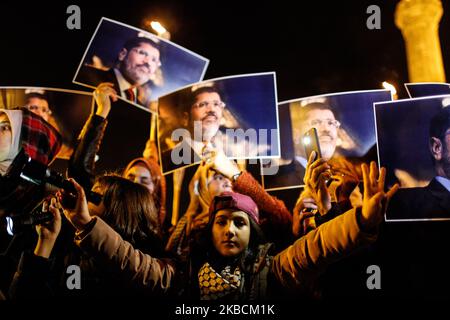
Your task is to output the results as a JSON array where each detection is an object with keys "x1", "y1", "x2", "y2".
[
  {"x1": 264, "y1": 102, "x2": 343, "y2": 189},
  {"x1": 78, "y1": 36, "x2": 161, "y2": 107},
  {"x1": 160, "y1": 86, "x2": 226, "y2": 230},
  {"x1": 161, "y1": 86, "x2": 225, "y2": 172},
  {"x1": 387, "y1": 106, "x2": 450, "y2": 219}
]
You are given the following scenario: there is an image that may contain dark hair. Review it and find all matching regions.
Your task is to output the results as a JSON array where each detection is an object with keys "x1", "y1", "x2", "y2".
[
  {"x1": 429, "y1": 107, "x2": 450, "y2": 141},
  {"x1": 122, "y1": 36, "x2": 160, "y2": 52},
  {"x1": 25, "y1": 92, "x2": 50, "y2": 104},
  {"x1": 180, "y1": 86, "x2": 222, "y2": 115},
  {"x1": 299, "y1": 101, "x2": 339, "y2": 124},
  {"x1": 123, "y1": 157, "x2": 166, "y2": 227},
  {"x1": 95, "y1": 174, "x2": 162, "y2": 252}
]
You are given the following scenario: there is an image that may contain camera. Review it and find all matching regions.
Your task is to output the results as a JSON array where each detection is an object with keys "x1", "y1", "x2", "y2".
[{"x1": 1, "y1": 150, "x2": 102, "y2": 234}]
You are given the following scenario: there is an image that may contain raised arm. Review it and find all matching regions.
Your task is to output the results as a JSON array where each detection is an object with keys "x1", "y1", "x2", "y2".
[
  {"x1": 272, "y1": 162, "x2": 398, "y2": 290},
  {"x1": 67, "y1": 83, "x2": 117, "y2": 189},
  {"x1": 61, "y1": 178, "x2": 176, "y2": 294}
]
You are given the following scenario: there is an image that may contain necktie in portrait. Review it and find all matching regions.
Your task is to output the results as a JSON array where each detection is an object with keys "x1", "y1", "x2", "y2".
[{"x1": 125, "y1": 88, "x2": 136, "y2": 103}]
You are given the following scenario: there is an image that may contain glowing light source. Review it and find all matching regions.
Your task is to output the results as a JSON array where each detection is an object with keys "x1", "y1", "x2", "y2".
[
  {"x1": 150, "y1": 21, "x2": 167, "y2": 35},
  {"x1": 303, "y1": 136, "x2": 311, "y2": 145},
  {"x1": 442, "y1": 97, "x2": 450, "y2": 107},
  {"x1": 382, "y1": 81, "x2": 397, "y2": 97}
]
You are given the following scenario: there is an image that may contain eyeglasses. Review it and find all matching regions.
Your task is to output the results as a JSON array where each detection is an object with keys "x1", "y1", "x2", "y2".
[
  {"x1": 192, "y1": 100, "x2": 226, "y2": 109},
  {"x1": 132, "y1": 48, "x2": 161, "y2": 67},
  {"x1": 309, "y1": 119, "x2": 340, "y2": 129},
  {"x1": 26, "y1": 105, "x2": 52, "y2": 116}
]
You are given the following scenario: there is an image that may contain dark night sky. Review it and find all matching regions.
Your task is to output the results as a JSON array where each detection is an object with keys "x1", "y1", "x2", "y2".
[{"x1": 0, "y1": 0, "x2": 450, "y2": 100}]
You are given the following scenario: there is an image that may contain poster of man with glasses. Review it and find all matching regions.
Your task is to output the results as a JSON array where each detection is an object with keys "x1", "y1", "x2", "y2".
[
  {"x1": 0, "y1": 86, "x2": 151, "y2": 175},
  {"x1": 262, "y1": 90, "x2": 392, "y2": 191},
  {"x1": 73, "y1": 18, "x2": 209, "y2": 113},
  {"x1": 158, "y1": 73, "x2": 279, "y2": 174}
]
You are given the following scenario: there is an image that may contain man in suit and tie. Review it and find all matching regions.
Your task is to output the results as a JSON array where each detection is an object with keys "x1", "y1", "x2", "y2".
[
  {"x1": 387, "y1": 106, "x2": 450, "y2": 220},
  {"x1": 160, "y1": 85, "x2": 226, "y2": 173},
  {"x1": 77, "y1": 36, "x2": 161, "y2": 108},
  {"x1": 380, "y1": 107, "x2": 450, "y2": 299},
  {"x1": 160, "y1": 85, "x2": 227, "y2": 229}
]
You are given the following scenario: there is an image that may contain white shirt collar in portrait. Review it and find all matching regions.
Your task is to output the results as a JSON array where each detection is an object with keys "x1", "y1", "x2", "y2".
[
  {"x1": 295, "y1": 156, "x2": 308, "y2": 169},
  {"x1": 435, "y1": 176, "x2": 450, "y2": 193}
]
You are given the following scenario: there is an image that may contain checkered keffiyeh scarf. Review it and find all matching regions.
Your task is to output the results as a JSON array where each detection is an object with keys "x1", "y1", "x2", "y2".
[
  {"x1": 20, "y1": 108, "x2": 61, "y2": 165},
  {"x1": 198, "y1": 262, "x2": 241, "y2": 300}
]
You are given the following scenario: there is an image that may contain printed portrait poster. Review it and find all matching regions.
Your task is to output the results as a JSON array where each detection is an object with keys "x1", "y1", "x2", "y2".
[
  {"x1": 157, "y1": 72, "x2": 279, "y2": 174},
  {"x1": 74, "y1": 17, "x2": 209, "y2": 113},
  {"x1": 261, "y1": 89, "x2": 392, "y2": 191},
  {"x1": 0, "y1": 87, "x2": 150, "y2": 175},
  {"x1": 405, "y1": 82, "x2": 450, "y2": 98},
  {"x1": 375, "y1": 96, "x2": 450, "y2": 221}
]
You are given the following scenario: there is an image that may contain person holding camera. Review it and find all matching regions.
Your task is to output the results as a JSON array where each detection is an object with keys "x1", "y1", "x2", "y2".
[
  {"x1": 8, "y1": 196, "x2": 62, "y2": 299},
  {"x1": 292, "y1": 151, "x2": 362, "y2": 238},
  {"x1": 0, "y1": 107, "x2": 62, "y2": 298}
]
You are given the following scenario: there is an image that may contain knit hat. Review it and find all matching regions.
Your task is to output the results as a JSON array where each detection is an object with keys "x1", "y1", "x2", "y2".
[{"x1": 209, "y1": 191, "x2": 259, "y2": 225}]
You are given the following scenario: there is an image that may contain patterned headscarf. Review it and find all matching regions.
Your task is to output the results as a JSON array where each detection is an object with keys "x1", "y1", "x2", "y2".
[
  {"x1": 124, "y1": 157, "x2": 166, "y2": 226},
  {"x1": 198, "y1": 262, "x2": 241, "y2": 300},
  {"x1": 20, "y1": 108, "x2": 61, "y2": 166}
]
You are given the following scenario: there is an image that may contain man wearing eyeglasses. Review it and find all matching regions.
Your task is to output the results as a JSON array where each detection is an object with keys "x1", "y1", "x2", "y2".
[
  {"x1": 161, "y1": 86, "x2": 225, "y2": 173},
  {"x1": 78, "y1": 36, "x2": 161, "y2": 108},
  {"x1": 24, "y1": 92, "x2": 52, "y2": 123},
  {"x1": 264, "y1": 102, "x2": 343, "y2": 190},
  {"x1": 296, "y1": 102, "x2": 341, "y2": 166}
]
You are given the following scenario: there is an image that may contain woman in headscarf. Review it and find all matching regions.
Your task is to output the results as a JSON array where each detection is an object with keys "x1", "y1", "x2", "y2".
[
  {"x1": 165, "y1": 148, "x2": 293, "y2": 259},
  {"x1": 123, "y1": 157, "x2": 166, "y2": 230},
  {"x1": 0, "y1": 109, "x2": 22, "y2": 176}
]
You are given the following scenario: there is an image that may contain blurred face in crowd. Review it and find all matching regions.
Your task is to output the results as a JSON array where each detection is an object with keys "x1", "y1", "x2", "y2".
[
  {"x1": 212, "y1": 209, "x2": 250, "y2": 258},
  {"x1": 0, "y1": 113, "x2": 12, "y2": 161},
  {"x1": 207, "y1": 172, "x2": 232, "y2": 199},
  {"x1": 124, "y1": 164, "x2": 155, "y2": 194},
  {"x1": 25, "y1": 97, "x2": 51, "y2": 122},
  {"x1": 119, "y1": 42, "x2": 160, "y2": 86},
  {"x1": 431, "y1": 128, "x2": 450, "y2": 179},
  {"x1": 303, "y1": 108, "x2": 339, "y2": 161},
  {"x1": 189, "y1": 92, "x2": 224, "y2": 142}
]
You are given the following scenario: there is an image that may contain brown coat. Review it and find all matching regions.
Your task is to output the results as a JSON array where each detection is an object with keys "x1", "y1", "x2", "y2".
[
  {"x1": 75, "y1": 218, "x2": 176, "y2": 295},
  {"x1": 75, "y1": 206, "x2": 376, "y2": 298}
]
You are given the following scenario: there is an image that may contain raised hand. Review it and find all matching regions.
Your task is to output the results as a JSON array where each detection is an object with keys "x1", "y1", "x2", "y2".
[
  {"x1": 94, "y1": 82, "x2": 118, "y2": 118},
  {"x1": 303, "y1": 151, "x2": 332, "y2": 215},
  {"x1": 360, "y1": 162, "x2": 399, "y2": 230},
  {"x1": 34, "y1": 197, "x2": 62, "y2": 258},
  {"x1": 59, "y1": 178, "x2": 92, "y2": 231}
]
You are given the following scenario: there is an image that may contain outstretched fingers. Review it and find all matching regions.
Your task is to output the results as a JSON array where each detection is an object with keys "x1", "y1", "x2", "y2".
[
  {"x1": 362, "y1": 163, "x2": 369, "y2": 199},
  {"x1": 377, "y1": 166, "x2": 386, "y2": 192},
  {"x1": 386, "y1": 183, "x2": 400, "y2": 200}
]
